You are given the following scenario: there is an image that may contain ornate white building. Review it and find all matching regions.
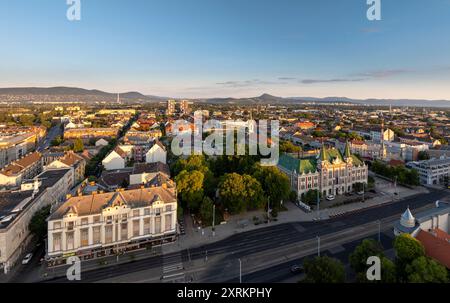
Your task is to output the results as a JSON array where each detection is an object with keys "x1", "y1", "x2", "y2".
[{"x1": 46, "y1": 183, "x2": 177, "y2": 263}]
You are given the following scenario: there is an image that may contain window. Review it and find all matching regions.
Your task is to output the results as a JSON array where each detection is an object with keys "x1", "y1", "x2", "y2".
[
  {"x1": 133, "y1": 209, "x2": 140, "y2": 217},
  {"x1": 144, "y1": 208, "x2": 150, "y2": 216},
  {"x1": 53, "y1": 221, "x2": 61, "y2": 230},
  {"x1": 93, "y1": 216, "x2": 101, "y2": 224},
  {"x1": 165, "y1": 214, "x2": 172, "y2": 232},
  {"x1": 106, "y1": 216, "x2": 113, "y2": 224},
  {"x1": 155, "y1": 217, "x2": 161, "y2": 234},
  {"x1": 121, "y1": 214, "x2": 128, "y2": 222},
  {"x1": 93, "y1": 227, "x2": 101, "y2": 244},
  {"x1": 81, "y1": 218, "x2": 89, "y2": 226},
  {"x1": 66, "y1": 232, "x2": 74, "y2": 250},
  {"x1": 80, "y1": 228, "x2": 89, "y2": 247},
  {"x1": 121, "y1": 223, "x2": 128, "y2": 240},
  {"x1": 53, "y1": 233, "x2": 62, "y2": 252},
  {"x1": 105, "y1": 226, "x2": 113, "y2": 244},
  {"x1": 133, "y1": 220, "x2": 140, "y2": 237},
  {"x1": 165, "y1": 205, "x2": 172, "y2": 212},
  {"x1": 143, "y1": 218, "x2": 151, "y2": 234},
  {"x1": 155, "y1": 208, "x2": 162, "y2": 216},
  {"x1": 67, "y1": 222, "x2": 74, "y2": 230}
]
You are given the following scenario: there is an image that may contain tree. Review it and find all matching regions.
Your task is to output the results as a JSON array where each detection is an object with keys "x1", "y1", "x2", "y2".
[
  {"x1": 302, "y1": 189, "x2": 320, "y2": 205},
  {"x1": 218, "y1": 173, "x2": 265, "y2": 214},
  {"x1": 73, "y1": 138, "x2": 84, "y2": 153},
  {"x1": 280, "y1": 140, "x2": 301, "y2": 154},
  {"x1": 349, "y1": 239, "x2": 384, "y2": 274},
  {"x1": 175, "y1": 170, "x2": 205, "y2": 211},
  {"x1": 303, "y1": 256, "x2": 346, "y2": 283},
  {"x1": 29, "y1": 205, "x2": 52, "y2": 240},
  {"x1": 394, "y1": 234, "x2": 425, "y2": 263},
  {"x1": 393, "y1": 234, "x2": 426, "y2": 280},
  {"x1": 199, "y1": 197, "x2": 214, "y2": 226},
  {"x1": 252, "y1": 165, "x2": 290, "y2": 209},
  {"x1": 406, "y1": 256, "x2": 449, "y2": 283},
  {"x1": 417, "y1": 151, "x2": 430, "y2": 161},
  {"x1": 51, "y1": 136, "x2": 64, "y2": 147}
]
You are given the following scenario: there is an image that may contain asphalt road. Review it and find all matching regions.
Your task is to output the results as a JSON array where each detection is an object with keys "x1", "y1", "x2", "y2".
[
  {"x1": 41, "y1": 188, "x2": 448, "y2": 283},
  {"x1": 37, "y1": 124, "x2": 62, "y2": 152}
]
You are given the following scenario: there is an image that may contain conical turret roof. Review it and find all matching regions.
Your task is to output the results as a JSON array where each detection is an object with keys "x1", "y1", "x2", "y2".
[{"x1": 400, "y1": 208, "x2": 416, "y2": 228}]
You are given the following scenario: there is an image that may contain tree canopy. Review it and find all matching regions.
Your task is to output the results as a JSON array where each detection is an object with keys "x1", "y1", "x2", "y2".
[
  {"x1": 218, "y1": 173, "x2": 265, "y2": 214},
  {"x1": 303, "y1": 256, "x2": 346, "y2": 283}
]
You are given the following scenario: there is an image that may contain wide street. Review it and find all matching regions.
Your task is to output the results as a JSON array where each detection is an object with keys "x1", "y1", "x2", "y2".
[
  {"x1": 37, "y1": 124, "x2": 62, "y2": 152},
  {"x1": 31, "y1": 187, "x2": 449, "y2": 284}
]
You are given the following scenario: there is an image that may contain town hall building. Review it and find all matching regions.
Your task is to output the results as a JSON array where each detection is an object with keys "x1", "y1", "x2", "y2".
[{"x1": 278, "y1": 142, "x2": 368, "y2": 200}]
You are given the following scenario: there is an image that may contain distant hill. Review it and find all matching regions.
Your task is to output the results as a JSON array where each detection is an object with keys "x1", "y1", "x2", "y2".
[
  {"x1": 0, "y1": 87, "x2": 449, "y2": 108},
  {"x1": 0, "y1": 86, "x2": 158, "y2": 103}
]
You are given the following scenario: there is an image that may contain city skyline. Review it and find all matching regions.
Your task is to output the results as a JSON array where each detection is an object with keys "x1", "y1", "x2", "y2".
[{"x1": 1, "y1": 0, "x2": 450, "y2": 100}]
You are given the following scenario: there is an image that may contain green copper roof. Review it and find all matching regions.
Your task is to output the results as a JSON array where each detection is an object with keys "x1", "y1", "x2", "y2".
[
  {"x1": 319, "y1": 143, "x2": 328, "y2": 161},
  {"x1": 278, "y1": 154, "x2": 317, "y2": 174},
  {"x1": 325, "y1": 147, "x2": 344, "y2": 163},
  {"x1": 344, "y1": 141, "x2": 352, "y2": 158},
  {"x1": 351, "y1": 154, "x2": 363, "y2": 166}
]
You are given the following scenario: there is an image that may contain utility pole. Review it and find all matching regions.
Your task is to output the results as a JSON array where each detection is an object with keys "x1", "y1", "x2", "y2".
[
  {"x1": 212, "y1": 204, "x2": 216, "y2": 237},
  {"x1": 238, "y1": 258, "x2": 242, "y2": 284},
  {"x1": 317, "y1": 236, "x2": 321, "y2": 257}
]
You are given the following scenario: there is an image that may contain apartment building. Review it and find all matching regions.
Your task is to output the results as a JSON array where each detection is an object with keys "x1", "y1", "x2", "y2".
[
  {"x1": 0, "y1": 132, "x2": 38, "y2": 169},
  {"x1": 46, "y1": 183, "x2": 178, "y2": 263},
  {"x1": 46, "y1": 151, "x2": 86, "y2": 185},
  {"x1": 406, "y1": 156, "x2": 450, "y2": 185},
  {"x1": 64, "y1": 128, "x2": 119, "y2": 140},
  {"x1": 0, "y1": 168, "x2": 73, "y2": 272},
  {"x1": 0, "y1": 152, "x2": 43, "y2": 188}
]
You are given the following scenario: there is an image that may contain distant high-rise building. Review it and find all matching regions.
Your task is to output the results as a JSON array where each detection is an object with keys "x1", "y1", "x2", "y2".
[
  {"x1": 180, "y1": 100, "x2": 190, "y2": 114},
  {"x1": 166, "y1": 100, "x2": 176, "y2": 115}
]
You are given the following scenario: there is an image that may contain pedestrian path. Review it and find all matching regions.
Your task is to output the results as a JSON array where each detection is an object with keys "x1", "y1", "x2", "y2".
[{"x1": 161, "y1": 249, "x2": 185, "y2": 283}]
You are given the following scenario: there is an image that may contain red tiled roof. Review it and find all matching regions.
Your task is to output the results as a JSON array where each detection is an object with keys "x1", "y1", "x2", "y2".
[{"x1": 416, "y1": 229, "x2": 450, "y2": 269}]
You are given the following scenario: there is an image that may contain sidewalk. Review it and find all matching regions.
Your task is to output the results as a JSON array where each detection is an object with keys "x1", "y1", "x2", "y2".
[{"x1": 164, "y1": 184, "x2": 431, "y2": 254}]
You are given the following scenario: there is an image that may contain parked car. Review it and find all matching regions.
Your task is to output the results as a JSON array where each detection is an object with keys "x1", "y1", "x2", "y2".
[
  {"x1": 326, "y1": 195, "x2": 336, "y2": 201},
  {"x1": 290, "y1": 264, "x2": 305, "y2": 274},
  {"x1": 22, "y1": 253, "x2": 33, "y2": 265},
  {"x1": 357, "y1": 191, "x2": 364, "y2": 195}
]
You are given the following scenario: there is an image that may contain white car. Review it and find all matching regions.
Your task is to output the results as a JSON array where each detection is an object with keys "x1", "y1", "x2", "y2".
[
  {"x1": 326, "y1": 195, "x2": 336, "y2": 201},
  {"x1": 22, "y1": 253, "x2": 33, "y2": 265},
  {"x1": 357, "y1": 191, "x2": 365, "y2": 195}
]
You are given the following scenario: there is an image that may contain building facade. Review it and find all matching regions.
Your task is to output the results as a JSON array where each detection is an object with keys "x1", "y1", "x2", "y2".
[
  {"x1": 406, "y1": 156, "x2": 450, "y2": 185},
  {"x1": 46, "y1": 184, "x2": 178, "y2": 263},
  {"x1": 278, "y1": 142, "x2": 368, "y2": 199},
  {"x1": 0, "y1": 168, "x2": 73, "y2": 272}
]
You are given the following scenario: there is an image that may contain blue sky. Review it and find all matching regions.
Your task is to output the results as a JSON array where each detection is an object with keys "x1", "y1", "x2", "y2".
[{"x1": 1, "y1": 0, "x2": 450, "y2": 99}]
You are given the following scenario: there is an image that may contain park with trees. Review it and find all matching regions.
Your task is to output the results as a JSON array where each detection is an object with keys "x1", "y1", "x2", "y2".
[{"x1": 171, "y1": 154, "x2": 293, "y2": 227}]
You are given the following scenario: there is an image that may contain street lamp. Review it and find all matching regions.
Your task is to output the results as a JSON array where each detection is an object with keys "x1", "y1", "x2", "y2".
[
  {"x1": 317, "y1": 236, "x2": 321, "y2": 257},
  {"x1": 378, "y1": 220, "x2": 381, "y2": 243},
  {"x1": 316, "y1": 190, "x2": 320, "y2": 220},
  {"x1": 212, "y1": 204, "x2": 216, "y2": 237}
]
